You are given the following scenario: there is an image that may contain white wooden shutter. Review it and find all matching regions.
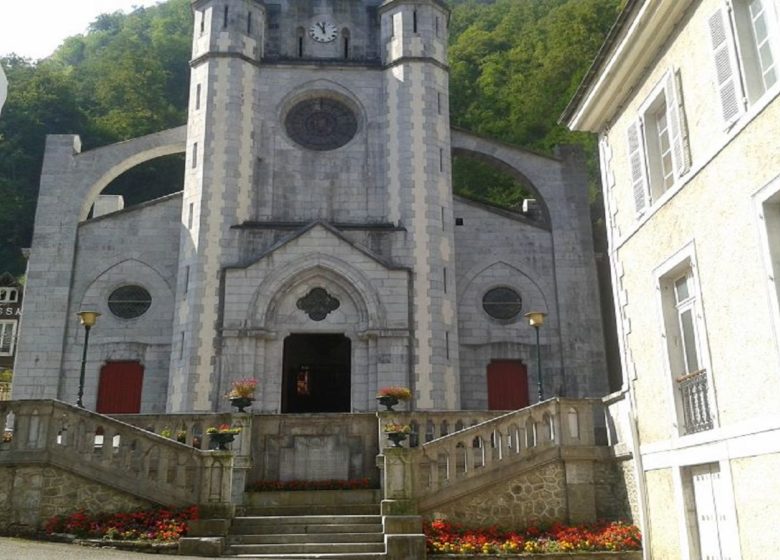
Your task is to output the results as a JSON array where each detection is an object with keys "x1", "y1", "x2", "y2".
[
  {"x1": 627, "y1": 120, "x2": 648, "y2": 214},
  {"x1": 666, "y1": 70, "x2": 691, "y2": 177},
  {"x1": 709, "y1": 7, "x2": 745, "y2": 125}
]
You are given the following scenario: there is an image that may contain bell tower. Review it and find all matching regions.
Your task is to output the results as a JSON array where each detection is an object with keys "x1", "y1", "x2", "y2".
[
  {"x1": 168, "y1": 0, "x2": 265, "y2": 412},
  {"x1": 380, "y1": 0, "x2": 460, "y2": 409}
]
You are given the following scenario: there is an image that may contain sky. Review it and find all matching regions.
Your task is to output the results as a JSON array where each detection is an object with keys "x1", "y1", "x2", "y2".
[{"x1": 0, "y1": 1, "x2": 164, "y2": 60}]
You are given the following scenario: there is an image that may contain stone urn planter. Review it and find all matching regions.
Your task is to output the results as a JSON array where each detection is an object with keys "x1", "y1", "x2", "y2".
[
  {"x1": 209, "y1": 432, "x2": 236, "y2": 450},
  {"x1": 386, "y1": 432, "x2": 408, "y2": 447},
  {"x1": 229, "y1": 397, "x2": 254, "y2": 413},
  {"x1": 376, "y1": 395, "x2": 399, "y2": 411}
]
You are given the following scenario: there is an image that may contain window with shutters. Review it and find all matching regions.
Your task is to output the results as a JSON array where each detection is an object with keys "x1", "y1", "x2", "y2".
[
  {"x1": 709, "y1": 0, "x2": 780, "y2": 126},
  {"x1": 627, "y1": 70, "x2": 691, "y2": 215}
]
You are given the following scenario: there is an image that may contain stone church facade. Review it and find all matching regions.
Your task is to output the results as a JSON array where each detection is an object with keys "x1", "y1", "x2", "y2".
[{"x1": 13, "y1": 0, "x2": 607, "y2": 414}]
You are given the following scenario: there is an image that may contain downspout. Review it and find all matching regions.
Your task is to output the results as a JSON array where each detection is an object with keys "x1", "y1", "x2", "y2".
[{"x1": 406, "y1": 267, "x2": 416, "y2": 410}]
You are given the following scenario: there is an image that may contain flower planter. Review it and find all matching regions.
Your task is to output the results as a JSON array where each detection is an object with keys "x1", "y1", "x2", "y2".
[
  {"x1": 377, "y1": 395, "x2": 399, "y2": 411},
  {"x1": 209, "y1": 432, "x2": 236, "y2": 450},
  {"x1": 386, "y1": 432, "x2": 408, "y2": 447},
  {"x1": 230, "y1": 396, "x2": 254, "y2": 413}
]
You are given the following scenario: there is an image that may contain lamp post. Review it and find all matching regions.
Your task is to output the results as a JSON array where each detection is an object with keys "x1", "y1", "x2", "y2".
[
  {"x1": 76, "y1": 311, "x2": 100, "y2": 408},
  {"x1": 524, "y1": 311, "x2": 546, "y2": 403}
]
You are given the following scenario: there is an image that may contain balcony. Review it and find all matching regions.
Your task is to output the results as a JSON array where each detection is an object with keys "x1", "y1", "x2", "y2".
[{"x1": 676, "y1": 369, "x2": 714, "y2": 434}]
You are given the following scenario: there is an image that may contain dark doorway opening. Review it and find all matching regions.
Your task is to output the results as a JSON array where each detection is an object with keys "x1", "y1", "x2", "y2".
[
  {"x1": 487, "y1": 359, "x2": 529, "y2": 410},
  {"x1": 282, "y1": 334, "x2": 351, "y2": 413}
]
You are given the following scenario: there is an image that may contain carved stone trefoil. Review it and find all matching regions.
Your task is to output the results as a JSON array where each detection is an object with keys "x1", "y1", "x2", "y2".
[{"x1": 296, "y1": 287, "x2": 340, "y2": 321}]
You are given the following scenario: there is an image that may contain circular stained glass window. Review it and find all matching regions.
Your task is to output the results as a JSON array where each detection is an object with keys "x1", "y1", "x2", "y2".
[
  {"x1": 108, "y1": 285, "x2": 152, "y2": 319},
  {"x1": 482, "y1": 287, "x2": 522, "y2": 320},
  {"x1": 285, "y1": 97, "x2": 358, "y2": 151}
]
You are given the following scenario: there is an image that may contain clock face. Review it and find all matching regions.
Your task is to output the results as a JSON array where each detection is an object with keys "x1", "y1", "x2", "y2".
[{"x1": 309, "y1": 20, "x2": 338, "y2": 43}]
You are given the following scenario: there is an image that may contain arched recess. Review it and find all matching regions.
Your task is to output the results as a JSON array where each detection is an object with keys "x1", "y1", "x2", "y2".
[
  {"x1": 452, "y1": 146, "x2": 551, "y2": 227},
  {"x1": 248, "y1": 253, "x2": 387, "y2": 332},
  {"x1": 78, "y1": 126, "x2": 186, "y2": 221},
  {"x1": 458, "y1": 259, "x2": 551, "y2": 320},
  {"x1": 79, "y1": 258, "x2": 175, "y2": 329}
]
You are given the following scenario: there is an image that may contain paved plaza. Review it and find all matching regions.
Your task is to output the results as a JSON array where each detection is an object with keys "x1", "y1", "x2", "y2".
[{"x1": 0, "y1": 537, "x2": 210, "y2": 560}]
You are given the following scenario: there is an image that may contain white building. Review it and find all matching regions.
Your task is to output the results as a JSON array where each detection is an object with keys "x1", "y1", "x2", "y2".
[{"x1": 564, "y1": 0, "x2": 780, "y2": 558}]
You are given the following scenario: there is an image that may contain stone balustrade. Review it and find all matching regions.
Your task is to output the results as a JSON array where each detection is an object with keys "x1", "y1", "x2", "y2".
[
  {"x1": 378, "y1": 399, "x2": 605, "y2": 523},
  {"x1": 114, "y1": 412, "x2": 251, "y2": 456},
  {"x1": 376, "y1": 410, "x2": 505, "y2": 451},
  {"x1": 0, "y1": 400, "x2": 234, "y2": 509}
]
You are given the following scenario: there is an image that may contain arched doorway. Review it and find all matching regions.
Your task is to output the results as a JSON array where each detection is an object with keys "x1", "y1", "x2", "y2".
[{"x1": 282, "y1": 333, "x2": 351, "y2": 413}]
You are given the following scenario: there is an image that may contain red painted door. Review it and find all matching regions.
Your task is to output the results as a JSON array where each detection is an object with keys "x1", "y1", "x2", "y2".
[
  {"x1": 487, "y1": 360, "x2": 529, "y2": 410},
  {"x1": 96, "y1": 361, "x2": 144, "y2": 414}
]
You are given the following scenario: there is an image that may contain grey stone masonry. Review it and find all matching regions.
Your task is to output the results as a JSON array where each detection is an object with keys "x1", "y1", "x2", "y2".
[
  {"x1": 14, "y1": 0, "x2": 608, "y2": 416},
  {"x1": 13, "y1": 128, "x2": 185, "y2": 402}
]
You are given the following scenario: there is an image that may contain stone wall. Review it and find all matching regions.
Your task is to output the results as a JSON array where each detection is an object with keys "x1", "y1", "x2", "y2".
[
  {"x1": 422, "y1": 462, "x2": 567, "y2": 528},
  {"x1": 0, "y1": 464, "x2": 153, "y2": 532},
  {"x1": 595, "y1": 456, "x2": 639, "y2": 524}
]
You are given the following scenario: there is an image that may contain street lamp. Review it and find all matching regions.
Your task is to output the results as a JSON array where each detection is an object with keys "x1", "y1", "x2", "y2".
[
  {"x1": 76, "y1": 310, "x2": 101, "y2": 408},
  {"x1": 525, "y1": 311, "x2": 546, "y2": 403}
]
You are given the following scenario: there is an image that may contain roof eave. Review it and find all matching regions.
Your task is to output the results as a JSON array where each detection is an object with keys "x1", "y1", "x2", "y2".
[{"x1": 563, "y1": 0, "x2": 695, "y2": 133}]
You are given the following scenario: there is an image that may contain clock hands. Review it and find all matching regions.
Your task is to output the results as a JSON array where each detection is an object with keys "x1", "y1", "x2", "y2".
[{"x1": 318, "y1": 21, "x2": 326, "y2": 33}]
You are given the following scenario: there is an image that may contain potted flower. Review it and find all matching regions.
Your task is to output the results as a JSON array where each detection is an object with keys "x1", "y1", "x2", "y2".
[
  {"x1": 383, "y1": 422, "x2": 412, "y2": 447},
  {"x1": 227, "y1": 377, "x2": 258, "y2": 413},
  {"x1": 206, "y1": 424, "x2": 242, "y2": 450},
  {"x1": 376, "y1": 386, "x2": 412, "y2": 411}
]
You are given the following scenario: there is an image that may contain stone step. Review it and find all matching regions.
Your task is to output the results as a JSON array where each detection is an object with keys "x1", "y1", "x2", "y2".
[
  {"x1": 231, "y1": 522, "x2": 384, "y2": 535},
  {"x1": 228, "y1": 542, "x2": 386, "y2": 555},
  {"x1": 229, "y1": 532, "x2": 384, "y2": 545},
  {"x1": 245, "y1": 489, "x2": 381, "y2": 508},
  {"x1": 232, "y1": 515, "x2": 382, "y2": 529},
  {"x1": 241, "y1": 504, "x2": 381, "y2": 517},
  {"x1": 225, "y1": 553, "x2": 385, "y2": 560}
]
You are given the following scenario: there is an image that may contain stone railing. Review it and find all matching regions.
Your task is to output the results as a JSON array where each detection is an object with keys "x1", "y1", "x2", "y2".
[
  {"x1": 113, "y1": 412, "x2": 250, "y2": 456},
  {"x1": 379, "y1": 399, "x2": 604, "y2": 518},
  {"x1": 377, "y1": 410, "x2": 505, "y2": 450},
  {"x1": 0, "y1": 400, "x2": 234, "y2": 508}
]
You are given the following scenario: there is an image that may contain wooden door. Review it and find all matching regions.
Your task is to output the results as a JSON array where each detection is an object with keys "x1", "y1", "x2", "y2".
[
  {"x1": 96, "y1": 361, "x2": 144, "y2": 414},
  {"x1": 487, "y1": 360, "x2": 529, "y2": 410}
]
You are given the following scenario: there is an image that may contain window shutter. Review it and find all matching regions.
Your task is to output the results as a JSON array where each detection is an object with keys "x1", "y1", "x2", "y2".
[
  {"x1": 627, "y1": 120, "x2": 648, "y2": 214},
  {"x1": 708, "y1": 7, "x2": 744, "y2": 124},
  {"x1": 666, "y1": 70, "x2": 691, "y2": 177}
]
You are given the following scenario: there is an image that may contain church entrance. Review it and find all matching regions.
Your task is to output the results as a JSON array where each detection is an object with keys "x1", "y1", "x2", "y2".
[{"x1": 281, "y1": 334, "x2": 351, "y2": 413}]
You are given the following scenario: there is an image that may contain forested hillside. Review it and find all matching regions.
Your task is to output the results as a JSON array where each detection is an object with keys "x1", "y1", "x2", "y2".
[{"x1": 0, "y1": 0, "x2": 621, "y2": 276}]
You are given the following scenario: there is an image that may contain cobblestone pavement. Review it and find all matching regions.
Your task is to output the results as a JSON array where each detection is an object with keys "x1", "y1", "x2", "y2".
[{"x1": 0, "y1": 537, "x2": 212, "y2": 560}]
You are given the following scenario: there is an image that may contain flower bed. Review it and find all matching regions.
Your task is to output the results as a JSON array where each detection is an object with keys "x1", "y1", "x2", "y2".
[
  {"x1": 425, "y1": 519, "x2": 641, "y2": 555},
  {"x1": 247, "y1": 478, "x2": 372, "y2": 492},
  {"x1": 43, "y1": 506, "x2": 199, "y2": 542}
]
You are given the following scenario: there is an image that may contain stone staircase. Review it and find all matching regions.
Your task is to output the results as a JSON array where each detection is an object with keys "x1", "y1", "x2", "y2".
[{"x1": 224, "y1": 489, "x2": 387, "y2": 558}]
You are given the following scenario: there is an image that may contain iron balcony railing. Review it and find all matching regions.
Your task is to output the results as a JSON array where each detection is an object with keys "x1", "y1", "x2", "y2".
[{"x1": 676, "y1": 369, "x2": 714, "y2": 434}]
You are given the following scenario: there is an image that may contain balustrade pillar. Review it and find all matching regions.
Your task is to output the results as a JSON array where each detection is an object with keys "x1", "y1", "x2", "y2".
[{"x1": 381, "y1": 447, "x2": 419, "y2": 515}]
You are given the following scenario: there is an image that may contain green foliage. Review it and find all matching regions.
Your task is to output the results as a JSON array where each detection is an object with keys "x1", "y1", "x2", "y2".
[
  {"x1": 448, "y1": 0, "x2": 620, "y2": 214},
  {"x1": 0, "y1": 0, "x2": 191, "y2": 275},
  {"x1": 452, "y1": 155, "x2": 531, "y2": 210}
]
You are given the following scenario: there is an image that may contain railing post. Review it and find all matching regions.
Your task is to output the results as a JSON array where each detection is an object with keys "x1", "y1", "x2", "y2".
[
  {"x1": 381, "y1": 447, "x2": 418, "y2": 515},
  {"x1": 198, "y1": 451, "x2": 235, "y2": 519},
  {"x1": 230, "y1": 413, "x2": 253, "y2": 506}
]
